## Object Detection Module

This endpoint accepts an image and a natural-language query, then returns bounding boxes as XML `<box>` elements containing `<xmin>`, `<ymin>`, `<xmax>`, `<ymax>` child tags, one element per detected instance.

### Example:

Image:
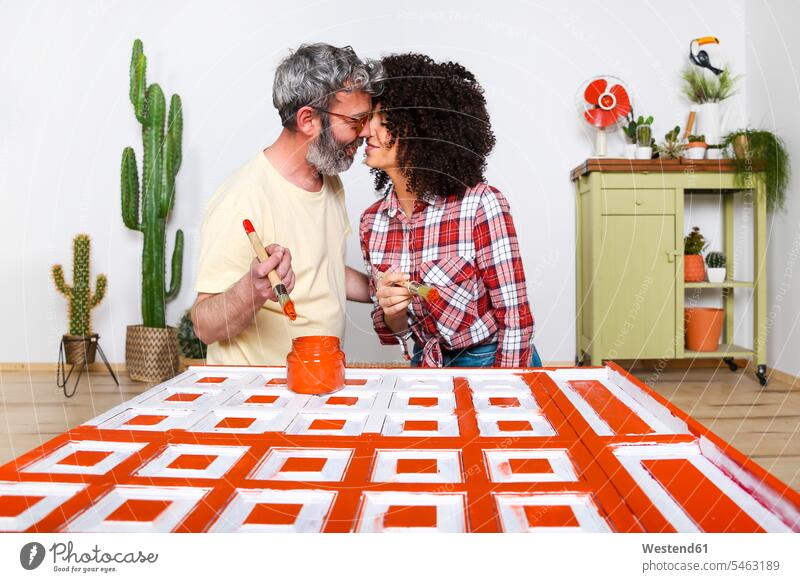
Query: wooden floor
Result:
<box><xmin>0</xmin><ymin>365</ymin><xmax>797</xmax><ymax>491</ymax></box>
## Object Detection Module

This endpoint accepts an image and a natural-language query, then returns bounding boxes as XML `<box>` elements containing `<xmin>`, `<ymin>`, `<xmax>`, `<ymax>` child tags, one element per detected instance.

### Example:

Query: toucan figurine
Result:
<box><xmin>689</xmin><ymin>37</ymin><xmax>724</xmax><ymax>76</ymax></box>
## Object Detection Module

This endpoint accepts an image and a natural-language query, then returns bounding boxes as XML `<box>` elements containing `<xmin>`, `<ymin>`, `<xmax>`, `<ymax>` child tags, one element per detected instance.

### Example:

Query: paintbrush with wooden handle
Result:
<box><xmin>242</xmin><ymin>219</ymin><xmax>297</xmax><ymax>321</ymax></box>
<box><xmin>375</xmin><ymin>270</ymin><xmax>440</xmax><ymax>303</ymax></box>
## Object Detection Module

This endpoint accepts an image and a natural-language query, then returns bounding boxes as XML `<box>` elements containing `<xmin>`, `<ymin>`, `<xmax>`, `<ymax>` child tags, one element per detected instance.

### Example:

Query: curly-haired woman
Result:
<box><xmin>359</xmin><ymin>53</ymin><xmax>541</xmax><ymax>368</ymax></box>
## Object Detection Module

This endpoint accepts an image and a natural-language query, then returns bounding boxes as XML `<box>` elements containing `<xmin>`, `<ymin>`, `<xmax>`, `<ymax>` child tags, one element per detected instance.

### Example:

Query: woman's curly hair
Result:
<box><xmin>372</xmin><ymin>53</ymin><xmax>495</xmax><ymax>197</ymax></box>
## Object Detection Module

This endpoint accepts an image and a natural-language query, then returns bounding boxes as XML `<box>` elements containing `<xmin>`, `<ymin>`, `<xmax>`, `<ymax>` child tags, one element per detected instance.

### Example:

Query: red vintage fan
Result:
<box><xmin>577</xmin><ymin>76</ymin><xmax>632</xmax><ymax>157</ymax></box>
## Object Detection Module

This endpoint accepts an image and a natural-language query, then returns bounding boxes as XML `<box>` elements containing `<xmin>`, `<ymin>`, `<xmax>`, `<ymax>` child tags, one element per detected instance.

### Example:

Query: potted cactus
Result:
<box><xmin>52</xmin><ymin>234</ymin><xmax>107</xmax><ymax>365</ymax></box>
<box><xmin>623</xmin><ymin>113</ymin><xmax>652</xmax><ymax>159</ymax></box>
<box><xmin>706</xmin><ymin>251</ymin><xmax>727</xmax><ymax>283</ymax></box>
<box><xmin>121</xmin><ymin>39</ymin><xmax>184</xmax><ymax>382</ymax></box>
<box><xmin>635</xmin><ymin>121</ymin><xmax>653</xmax><ymax>160</ymax></box>
<box><xmin>684</xmin><ymin>227</ymin><xmax>708</xmax><ymax>282</ymax></box>
<box><xmin>685</xmin><ymin>134</ymin><xmax>707</xmax><ymax>160</ymax></box>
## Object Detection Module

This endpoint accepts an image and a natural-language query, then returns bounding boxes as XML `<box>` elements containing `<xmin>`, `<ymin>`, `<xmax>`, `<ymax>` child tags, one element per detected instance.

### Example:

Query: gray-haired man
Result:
<box><xmin>192</xmin><ymin>44</ymin><xmax>381</xmax><ymax>365</ymax></box>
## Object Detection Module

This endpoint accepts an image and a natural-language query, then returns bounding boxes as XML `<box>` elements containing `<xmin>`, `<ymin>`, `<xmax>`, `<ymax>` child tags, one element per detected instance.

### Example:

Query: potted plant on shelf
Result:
<box><xmin>624</xmin><ymin>113</ymin><xmax>652</xmax><ymax>159</ymax></box>
<box><xmin>705</xmin><ymin>252</ymin><xmax>727</xmax><ymax>283</ymax></box>
<box><xmin>722</xmin><ymin>129</ymin><xmax>790</xmax><ymax>212</ymax></box>
<box><xmin>635</xmin><ymin>120</ymin><xmax>654</xmax><ymax>160</ymax></box>
<box><xmin>680</xmin><ymin>66</ymin><xmax>739</xmax><ymax>149</ymax></box>
<box><xmin>52</xmin><ymin>234</ymin><xmax>107</xmax><ymax>366</ymax></box>
<box><xmin>656</xmin><ymin>125</ymin><xmax>686</xmax><ymax>159</ymax></box>
<box><xmin>178</xmin><ymin>309</ymin><xmax>207</xmax><ymax>370</ymax></box>
<box><xmin>685</xmin><ymin>134</ymin><xmax>707</xmax><ymax>160</ymax></box>
<box><xmin>121</xmin><ymin>39</ymin><xmax>184</xmax><ymax>382</ymax></box>
<box><xmin>684</xmin><ymin>226</ymin><xmax>708</xmax><ymax>282</ymax></box>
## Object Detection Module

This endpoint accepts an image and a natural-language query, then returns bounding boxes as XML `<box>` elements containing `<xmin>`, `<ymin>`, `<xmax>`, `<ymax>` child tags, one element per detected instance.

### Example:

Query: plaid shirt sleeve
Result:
<box><xmin>473</xmin><ymin>187</ymin><xmax>534</xmax><ymax>367</ymax></box>
<box><xmin>359</xmin><ymin>213</ymin><xmax>401</xmax><ymax>346</ymax></box>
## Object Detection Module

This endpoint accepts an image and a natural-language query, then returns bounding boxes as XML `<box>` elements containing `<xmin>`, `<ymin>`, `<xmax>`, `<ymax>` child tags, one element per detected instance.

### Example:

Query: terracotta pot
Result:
<box><xmin>685</xmin><ymin>308</ymin><xmax>724</xmax><ymax>352</ymax></box>
<box><xmin>684</xmin><ymin>255</ymin><xmax>706</xmax><ymax>282</ymax></box>
<box><xmin>125</xmin><ymin>325</ymin><xmax>180</xmax><ymax>382</ymax></box>
<box><xmin>62</xmin><ymin>334</ymin><xmax>98</xmax><ymax>366</ymax></box>
<box><xmin>286</xmin><ymin>335</ymin><xmax>345</xmax><ymax>395</ymax></box>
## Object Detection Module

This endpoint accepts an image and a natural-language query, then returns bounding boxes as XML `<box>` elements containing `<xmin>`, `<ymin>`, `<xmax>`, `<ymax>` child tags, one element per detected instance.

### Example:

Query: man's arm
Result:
<box><xmin>345</xmin><ymin>266</ymin><xmax>371</xmax><ymax>303</ymax></box>
<box><xmin>192</xmin><ymin>244</ymin><xmax>294</xmax><ymax>345</ymax></box>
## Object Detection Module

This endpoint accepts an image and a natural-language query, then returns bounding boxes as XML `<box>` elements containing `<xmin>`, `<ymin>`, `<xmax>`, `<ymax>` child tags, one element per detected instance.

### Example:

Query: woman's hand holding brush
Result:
<box><xmin>376</xmin><ymin>272</ymin><xmax>413</xmax><ymax>333</ymax></box>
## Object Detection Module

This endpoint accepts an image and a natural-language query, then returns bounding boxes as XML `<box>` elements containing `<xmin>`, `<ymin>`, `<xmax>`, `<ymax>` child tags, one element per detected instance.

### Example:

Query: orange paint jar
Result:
<box><xmin>286</xmin><ymin>335</ymin><xmax>346</xmax><ymax>395</ymax></box>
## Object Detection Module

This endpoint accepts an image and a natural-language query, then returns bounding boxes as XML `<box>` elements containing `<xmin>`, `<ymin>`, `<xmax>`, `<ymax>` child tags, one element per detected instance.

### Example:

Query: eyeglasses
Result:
<box><xmin>313</xmin><ymin>107</ymin><xmax>371</xmax><ymax>133</ymax></box>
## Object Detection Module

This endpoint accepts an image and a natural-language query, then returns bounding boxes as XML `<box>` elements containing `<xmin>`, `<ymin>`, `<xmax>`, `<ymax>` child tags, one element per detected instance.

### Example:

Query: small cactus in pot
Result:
<box><xmin>685</xmin><ymin>134</ymin><xmax>707</xmax><ymax>160</ymax></box>
<box><xmin>706</xmin><ymin>251</ymin><xmax>727</xmax><ymax>283</ymax></box>
<box><xmin>51</xmin><ymin>234</ymin><xmax>107</xmax><ymax>365</ymax></box>
<box><xmin>635</xmin><ymin>120</ymin><xmax>654</xmax><ymax>159</ymax></box>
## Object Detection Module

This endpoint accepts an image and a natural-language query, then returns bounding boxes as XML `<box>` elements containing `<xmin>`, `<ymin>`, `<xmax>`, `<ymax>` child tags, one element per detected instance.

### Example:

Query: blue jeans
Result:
<box><xmin>410</xmin><ymin>342</ymin><xmax>542</xmax><ymax>368</ymax></box>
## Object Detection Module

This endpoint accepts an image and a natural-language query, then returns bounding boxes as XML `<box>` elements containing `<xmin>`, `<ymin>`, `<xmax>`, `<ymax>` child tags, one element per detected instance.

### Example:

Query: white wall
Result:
<box><xmin>746</xmin><ymin>0</ymin><xmax>800</xmax><ymax>377</ymax></box>
<box><xmin>0</xmin><ymin>0</ymin><xmax>751</xmax><ymax>365</ymax></box>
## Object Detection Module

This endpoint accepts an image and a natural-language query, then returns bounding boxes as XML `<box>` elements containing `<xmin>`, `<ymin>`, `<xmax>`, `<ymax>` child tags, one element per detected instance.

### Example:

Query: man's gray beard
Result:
<box><xmin>306</xmin><ymin>119</ymin><xmax>362</xmax><ymax>176</ymax></box>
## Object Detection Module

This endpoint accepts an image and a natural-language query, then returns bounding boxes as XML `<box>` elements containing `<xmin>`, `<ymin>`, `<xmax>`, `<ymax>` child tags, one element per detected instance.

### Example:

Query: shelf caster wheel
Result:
<box><xmin>575</xmin><ymin>355</ymin><xmax>585</xmax><ymax>367</ymax></box>
<box><xmin>756</xmin><ymin>365</ymin><xmax>768</xmax><ymax>387</ymax></box>
<box><xmin>723</xmin><ymin>358</ymin><xmax>738</xmax><ymax>372</ymax></box>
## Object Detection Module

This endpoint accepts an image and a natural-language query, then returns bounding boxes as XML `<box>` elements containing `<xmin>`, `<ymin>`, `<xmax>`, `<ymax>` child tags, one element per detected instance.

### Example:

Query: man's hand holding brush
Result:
<box><xmin>246</xmin><ymin>244</ymin><xmax>296</xmax><ymax>305</ymax></box>
<box><xmin>191</xmin><ymin>238</ymin><xmax>296</xmax><ymax>346</ymax></box>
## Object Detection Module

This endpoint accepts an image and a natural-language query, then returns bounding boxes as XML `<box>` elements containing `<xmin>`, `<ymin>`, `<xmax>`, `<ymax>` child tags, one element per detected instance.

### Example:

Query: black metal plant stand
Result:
<box><xmin>56</xmin><ymin>335</ymin><xmax>119</xmax><ymax>398</ymax></box>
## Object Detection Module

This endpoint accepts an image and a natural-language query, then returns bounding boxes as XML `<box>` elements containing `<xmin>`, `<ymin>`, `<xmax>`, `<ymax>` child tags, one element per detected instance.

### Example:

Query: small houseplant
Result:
<box><xmin>680</xmin><ymin>66</ymin><xmax>739</xmax><ymax>147</ymax></box>
<box><xmin>178</xmin><ymin>309</ymin><xmax>207</xmax><ymax>369</ymax></box>
<box><xmin>685</xmin><ymin>134</ymin><xmax>707</xmax><ymax>160</ymax></box>
<box><xmin>635</xmin><ymin>121</ymin><xmax>653</xmax><ymax>160</ymax></box>
<box><xmin>624</xmin><ymin>113</ymin><xmax>652</xmax><ymax>159</ymax></box>
<box><xmin>122</xmin><ymin>39</ymin><xmax>184</xmax><ymax>381</ymax></box>
<box><xmin>706</xmin><ymin>251</ymin><xmax>727</xmax><ymax>283</ymax></box>
<box><xmin>656</xmin><ymin>125</ymin><xmax>686</xmax><ymax>159</ymax></box>
<box><xmin>684</xmin><ymin>226</ymin><xmax>707</xmax><ymax>282</ymax></box>
<box><xmin>722</xmin><ymin>129</ymin><xmax>790</xmax><ymax>212</ymax></box>
<box><xmin>52</xmin><ymin>234</ymin><xmax>107</xmax><ymax>365</ymax></box>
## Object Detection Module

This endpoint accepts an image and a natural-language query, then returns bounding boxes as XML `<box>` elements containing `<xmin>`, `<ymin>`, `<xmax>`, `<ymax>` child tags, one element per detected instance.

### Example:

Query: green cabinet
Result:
<box><xmin>572</xmin><ymin>159</ymin><xmax>768</xmax><ymax>384</ymax></box>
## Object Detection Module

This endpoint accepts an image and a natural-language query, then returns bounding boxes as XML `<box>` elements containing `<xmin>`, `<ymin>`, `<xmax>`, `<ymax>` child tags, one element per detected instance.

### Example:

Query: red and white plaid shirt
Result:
<box><xmin>359</xmin><ymin>183</ymin><xmax>535</xmax><ymax>367</ymax></box>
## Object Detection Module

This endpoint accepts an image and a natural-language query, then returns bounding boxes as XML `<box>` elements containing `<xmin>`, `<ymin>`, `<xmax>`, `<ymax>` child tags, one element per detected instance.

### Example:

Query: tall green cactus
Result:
<box><xmin>52</xmin><ymin>234</ymin><xmax>107</xmax><ymax>336</ymax></box>
<box><xmin>121</xmin><ymin>38</ymin><xmax>184</xmax><ymax>329</ymax></box>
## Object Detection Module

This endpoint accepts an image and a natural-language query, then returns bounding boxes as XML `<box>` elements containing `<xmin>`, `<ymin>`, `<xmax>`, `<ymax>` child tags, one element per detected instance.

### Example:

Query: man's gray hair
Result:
<box><xmin>273</xmin><ymin>43</ymin><xmax>383</xmax><ymax>130</ymax></box>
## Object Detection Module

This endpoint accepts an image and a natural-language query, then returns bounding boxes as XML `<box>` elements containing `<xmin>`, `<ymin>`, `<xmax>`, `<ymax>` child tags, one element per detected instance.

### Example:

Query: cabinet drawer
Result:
<box><xmin>601</xmin><ymin>189</ymin><xmax>675</xmax><ymax>215</ymax></box>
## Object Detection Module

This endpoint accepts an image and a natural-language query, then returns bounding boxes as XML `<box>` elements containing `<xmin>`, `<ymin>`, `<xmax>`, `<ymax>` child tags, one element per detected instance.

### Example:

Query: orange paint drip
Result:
<box><xmin>282</xmin><ymin>300</ymin><xmax>297</xmax><ymax>321</ymax></box>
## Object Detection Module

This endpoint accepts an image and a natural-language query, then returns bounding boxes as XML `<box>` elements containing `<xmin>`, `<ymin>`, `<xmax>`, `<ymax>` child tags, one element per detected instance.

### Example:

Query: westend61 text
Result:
<box><xmin>642</xmin><ymin>543</ymin><xmax>708</xmax><ymax>554</ymax></box>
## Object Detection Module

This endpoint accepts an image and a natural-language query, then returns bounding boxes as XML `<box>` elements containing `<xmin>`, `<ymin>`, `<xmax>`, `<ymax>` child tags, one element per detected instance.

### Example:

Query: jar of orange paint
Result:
<box><xmin>286</xmin><ymin>335</ymin><xmax>346</xmax><ymax>395</ymax></box>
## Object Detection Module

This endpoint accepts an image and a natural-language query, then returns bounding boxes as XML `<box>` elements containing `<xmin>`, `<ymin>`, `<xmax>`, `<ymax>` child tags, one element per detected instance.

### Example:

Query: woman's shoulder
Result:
<box><xmin>460</xmin><ymin>183</ymin><xmax>511</xmax><ymax>213</ymax></box>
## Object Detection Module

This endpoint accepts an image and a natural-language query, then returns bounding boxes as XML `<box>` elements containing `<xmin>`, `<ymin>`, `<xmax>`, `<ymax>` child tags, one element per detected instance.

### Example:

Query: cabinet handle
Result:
<box><xmin>635</xmin><ymin>199</ymin><xmax>643</xmax><ymax>206</ymax></box>
<box><xmin>666</xmin><ymin>250</ymin><xmax>682</xmax><ymax>263</ymax></box>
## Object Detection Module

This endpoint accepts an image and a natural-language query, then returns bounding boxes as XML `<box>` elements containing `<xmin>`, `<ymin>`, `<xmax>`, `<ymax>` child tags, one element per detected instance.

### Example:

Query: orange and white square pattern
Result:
<box><xmin>0</xmin><ymin>366</ymin><xmax>797</xmax><ymax>533</ymax></box>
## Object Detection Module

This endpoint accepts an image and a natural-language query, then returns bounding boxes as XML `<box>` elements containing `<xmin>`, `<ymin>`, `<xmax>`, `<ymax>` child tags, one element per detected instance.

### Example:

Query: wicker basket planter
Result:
<box><xmin>62</xmin><ymin>334</ymin><xmax>98</xmax><ymax>366</ymax></box>
<box><xmin>125</xmin><ymin>325</ymin><xmax>179</xmax><ymax>382</ymax></box>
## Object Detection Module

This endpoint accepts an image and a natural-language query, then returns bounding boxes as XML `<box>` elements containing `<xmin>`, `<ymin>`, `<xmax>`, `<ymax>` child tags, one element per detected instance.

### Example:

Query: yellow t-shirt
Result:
<box><xmin>195</xmin><ymin>151</ymin><xmax>351</xmax><ymax>365</ymax></box>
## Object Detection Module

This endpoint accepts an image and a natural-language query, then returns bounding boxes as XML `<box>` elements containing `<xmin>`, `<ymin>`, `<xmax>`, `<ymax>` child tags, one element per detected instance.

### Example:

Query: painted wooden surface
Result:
<box><xmin>0</xmin><ymin>364</ymin><xmax>797</xmax><ymax>532</ymax></box>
